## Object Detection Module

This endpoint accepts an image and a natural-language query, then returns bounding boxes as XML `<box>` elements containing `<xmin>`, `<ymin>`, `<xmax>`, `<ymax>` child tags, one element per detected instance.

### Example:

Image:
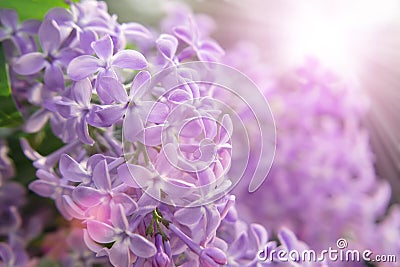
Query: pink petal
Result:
<box><xmin>72</xmin><ymin>186</ymin><xmax>103</xmax><ymax>207</ymax></box>
<box><xmin>87</xmin><ymin>220</ymin><xmax>116</xmax><ymax>243</ymax></box>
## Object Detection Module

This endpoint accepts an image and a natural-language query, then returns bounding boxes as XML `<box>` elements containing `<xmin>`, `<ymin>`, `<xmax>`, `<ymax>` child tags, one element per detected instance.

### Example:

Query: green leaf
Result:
<box><xmin>0</xmin><ymin>44</ymin><xmax>23</xmax><ymax>128</ymax></box>
<box><xmin>0</xmin><ymin>0</ymin><xmax>70</xmax><ymax>21</ymax></box>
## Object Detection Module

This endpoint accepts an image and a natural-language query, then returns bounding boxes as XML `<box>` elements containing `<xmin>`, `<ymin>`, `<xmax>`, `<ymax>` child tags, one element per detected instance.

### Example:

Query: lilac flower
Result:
<box><xmin>86</xmin><ymin>205</ymin><xmax>156</xmax><ymax>267</ymax></box>
<box><xmin>0</xmin><ymin>8</ymin><xmax>40</xmax><ymax>55</ymax></box>
<box><xmin>67</xmin><ymin>34</ymin><xmax>147</xmax><ymax>99</ymax></box>
<box><xmin>52</xmin><ymin>78</ymin><xmax>94</xmax><ymax>144</ymax></box>
<box><xmin>172</xmin><ymin>17</ymin><xmax>224</xmax><ymax>62</ymax></box>
<box><xmin>71</xmin><ymin>159</ymin><xmax>137</xmax><ymax>221</ymax></box>
<box><xmin>13</xmin><ymin>19</ymin><xmax>79</xmax><ymax>91</ymax></box>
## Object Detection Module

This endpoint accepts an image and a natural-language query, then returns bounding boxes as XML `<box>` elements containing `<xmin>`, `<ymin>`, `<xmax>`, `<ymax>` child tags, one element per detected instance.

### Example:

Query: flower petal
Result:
<box><xmin>39</xmin><ymin>19</ymin><xmax>61</xmax><ymax>53</ymax></box>
<box><xmin>109</xmin><ymin>240</ymin><xmax>130</xmax><ymax>267</ymax></box>
<box><xmin>67</xmin><ymin>55</ymin><xmax>101</xmax><ymax>81</ymax></box>
<box><xmin>0</xmin><ymin>9</ymin><xmax>18</xmax><ymax>30</ymax></box>
<box><xmin>88</xmin><ymin>104</ymin><xmax>125</xmax><ymax>127</ymax></box>
<box><xmin>112</xmin><ymin>50</ymin><xmax>147</xmax><ymax>69</ymax></box>
<box><xmin>19</xmin><ymin>19</ymin><xmax>41</xmax><ymax>35</ymax></box>
<box><xmin>29</xmin><ymin>180</ymin><xmax>55</xmax><ymax>198</ymax></box>
<box><xmin>86</xmin><ymin>220</ymin><xmax>115</xmax><ymax>243</ymax></box>
<box><xmin>130</xmin><ymin>70</ymin><xmax>151</xmax><ymax>99</ymax></box>
<box><xmin>59</xmin><ymin>154</ymin><xmax>89</xmax><ymax>182</ymax></box>
<box><xmin>92</xmin><ymin>35</ymin><xmax>113</xmax><ymax>62</ymax></box>
<box><xmin>98</xmin><ymin>76</ymin><xmax>128</xmax><ymax>103</ymax></box>
<box><xmin>92</xmin><ymin>160</ymin><xmax>111</xmax><ymax>191</ymax></box>
<box><xmin>156</xmin><ymin>34</ymin><xmax>178</xmax><ymax>59</ymax></box>
<box><xmin>13</xmin><ymin>52</ymin><xmax>46</xmax><ymax>75</ymax></box>
<box><xmin>110</xmin><ymin>204</ymin><xmax>128</xmax><ymax>231</ymax></box>
<box><xmin>72</xmin><ymin>186</ymin><xmax>103</xmax><ymax>207</ymax></box>
<box><xmin>23</xmin><ymin>109</ymin><xmax>49</xmax><ymax>133</ymax></box>
<box><xmin>72</xmin><ymin>78</ymin><xmax>92</xmax><ymax>107</ymax></box>
<box><xmin>44</xmin><ymin>64</ymin><xmax>64</xmax><ymax>91</ymax></box>
<box><xmin>129</xmin><ymin>234</ymin><xmax>157</xmax><ymax>258</ymax></box>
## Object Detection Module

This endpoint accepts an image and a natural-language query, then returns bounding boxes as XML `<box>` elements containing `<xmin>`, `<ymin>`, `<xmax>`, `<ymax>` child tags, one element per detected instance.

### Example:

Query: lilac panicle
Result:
<box><xmin>1</xmin><ymin>1</ymin><xmax>324</xmax><ymax>267</ymax></box>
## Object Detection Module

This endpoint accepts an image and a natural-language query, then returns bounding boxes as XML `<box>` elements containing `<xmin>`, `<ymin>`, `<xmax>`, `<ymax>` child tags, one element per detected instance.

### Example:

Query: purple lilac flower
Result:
<box><xmin>0</xmin><ymin>8</ymin><xmax>40</xmax><ymax>56</ymax></box>
<box><xmin>1</xmin><ymin>1</ymin><xmax>317</xmax><ymax>266</ymax></box>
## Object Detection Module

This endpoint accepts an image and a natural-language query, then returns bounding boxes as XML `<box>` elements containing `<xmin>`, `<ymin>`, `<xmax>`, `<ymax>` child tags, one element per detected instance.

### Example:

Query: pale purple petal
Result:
<box><xmin>174</xmin><ymin>207</ymin><xmax>203</xmax><ymax>226</ymax></box>
<box><xmin>156</xmin><ymin>34</ymin><xmax>178</xmax><ymax>59</ymax></box>
<box><xmin>0</xmin><ymin>9</ymin><xmax>18</xmax><ymax>30</ymax></box>
<box><xmin>122</xmin><ymin>22</ymin><xmax>152</xmax><ymax>40</ymax></box>
<box><xmin>140</xmin><ymin>125</ymin><xmax>163</xmax><ymax>146</ymax></box>
<box><xmin>87</xmin><ymin>220</ymin><xmax>115</xmax><ymax>243</ymax></box>
<box><xmin>173</xmin><ymin>26</ymin><xmax>193</xmax><ymax>45</ymax></box>
<box><xmin>110</xmin><ymin>204</ymin><xmax>128</xmax><ymax>230</ymax></box>
<box><xmin>44</xmin><ymin>7</ymin><xmax>73</xmax><ymax>25</ymax></box>
<box><xmin>23</xmin><ymin>109</ymin><xmax>50</xmax><ymax>133</ymax></box>
<box><xmin>140</xmin><ymin>101</ymin><xmax>169</xmax><ymax>124</ymax></box>
<box><xmin>98</xmin><ymin>77</ymin><xmax>128</xmax><ymax>103</ymax></box>
<box><xmin>111</xmin><ymin>50</ymin><xmax>147</xmax><ymax>69</ymax></box>
<box><xmin>13</xmin><ymin>52</ymin><xmax>46</xmax><ymax>75</ymax></box>
<box><xmin>62</xmin><ymin>195</ymin><xmax>85</xmax><ymax>219</ymax></box>
<box><xmin>93</xmin><ymin>160</ymin><xmax>111</xmax><ymax>191</ymax></box>
<box><xmin>123</xmin><ymin>108</ymin><xmax>143</xmax><ymax>142</ymax></box>
<box><xmin>72</xmin><ymin>186</ymin><xmax>103</xmax><ymax>207</ymax></box>
<box><xmin>67</xmin><ymin>55</ymin><xmax>101</xmax><ymax>80</ymax></box>
<box><xmin>109</xmin><ymin>240</ymin><xmax>130</xmax><ymax>267</ymax></box>
<box><xmin>39</xmin><ymin>19</ymin><xmax>61</xmax><ymax>53</ymax></box>
<box><xmin>112</xmin><ymin>193</ymin><xmax>138</xmax><ymax>215</ymax></box>
<box><xmin>92</xmin><ymin>35</ymin><xmax>113</xmax><ymax>62</ymax></box>
<box><xmin>29</xmin><ymin>180</ymin><xmax>55</xmax><ymax>198</ymax></box>
<box><xmin>125</xmin><ymin>164</ymin><xmax>154</xmax><ymax>187</ymax></box>
<box><xmin>88</xmin><ymin>105</ymin><xmax>125</xmax><ymax>127</ymax></box>
<box><xmin>83</xmin><ymin>229</ymin><xmax>103</xmax><ymax>253</ymax></box>
<box><xmin>59</xmin><ymin>154</ymin><xmax>89</xmax><ymax>182</ymax></box>
<box><xmin>44</xmin><ymin>64</ymin><xmax>64</xmax><ymax>91</ymax></box>
<box><xmin>129</xmin><ymin>234</ymin><xmax>157</xmax><ymax>258</ymax></box>
<box><xmin>76</xmin><ymin>117</ymin><xmax>94</xmax><ymax>145</ymax></box>
<box><xmin>72</xmin><ymin>78</ymin><xmax>92</xmax><ymax>107</ymax></box>
<box><xmin>117</xmin><ymin>164</ymin><xmax>140</xmax><ymax>188</ymax></box>
<box><xmin>19</xmin><ymin>19</ymin><xmax>41</xmax><ymax>34</ymax></box>
<box><xmin>130</xmin><ymin>70</ymin><xmax>151</xmax><ymax>99</ymax></box>
<box><xmin>79</xmin><ymin>29</ymin><xmax>96</xmax><ymax>54</ymax></box>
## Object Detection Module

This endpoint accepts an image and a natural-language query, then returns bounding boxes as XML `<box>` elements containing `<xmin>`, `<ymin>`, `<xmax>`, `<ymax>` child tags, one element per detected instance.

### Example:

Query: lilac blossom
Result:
<box><xmin>0</xmin><ymin>1</ymin><xmax>363</xmax><ymax>267</ymax></box>
<box><xmin>67</xmin><ymin>34</ymin><xmax>147</xmax><ymax>98</ymax></box>
<box><xmin>0</xmin><ymin>8</ymin><xmax>40</xmax><ymax>56</ymax></box>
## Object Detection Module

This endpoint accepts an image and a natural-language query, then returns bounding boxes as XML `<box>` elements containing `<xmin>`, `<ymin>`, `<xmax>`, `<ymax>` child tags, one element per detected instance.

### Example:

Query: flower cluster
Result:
<box><xmin>226</xmin><ymin>44</ymin><xmax>400</xmax><ymax>266</ymax></box>
<box><xmin>0</xmin><ymin>1</ymin><xmax>301</xmax><ymax>266</ymax></box>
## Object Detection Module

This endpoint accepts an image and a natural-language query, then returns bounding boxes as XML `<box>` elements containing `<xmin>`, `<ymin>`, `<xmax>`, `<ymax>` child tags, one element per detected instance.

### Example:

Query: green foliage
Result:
<box><xmin>0</xmin><ymin>0</ymin><xmax>70</xmax><ymax>20</ymax></box>
<box><xmin>0</xmin><ymin>44</ymin><xmax>23</xmax><ymax>127</ymax></box>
